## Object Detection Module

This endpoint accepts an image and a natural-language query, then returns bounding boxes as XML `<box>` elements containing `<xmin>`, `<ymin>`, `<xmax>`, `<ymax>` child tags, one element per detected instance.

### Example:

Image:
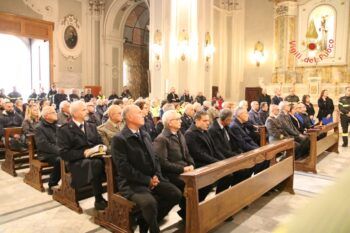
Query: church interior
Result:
<box><xmin>0</xmin><ymin>0</ymin><xmax>350</xmax><ymax>232</ymax></box>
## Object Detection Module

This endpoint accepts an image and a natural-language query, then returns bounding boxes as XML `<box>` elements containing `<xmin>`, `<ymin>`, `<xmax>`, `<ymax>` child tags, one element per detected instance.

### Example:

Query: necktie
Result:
<box><xmin>79</xmin><ymin>124</ymin><xmax>85</xmax><ymax>133</ymax></box>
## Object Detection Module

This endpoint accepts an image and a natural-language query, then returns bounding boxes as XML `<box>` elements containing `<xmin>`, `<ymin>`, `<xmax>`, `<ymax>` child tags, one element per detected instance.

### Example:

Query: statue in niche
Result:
<box><xmin>319</xmin><ymin>15</ymin><xmax>328</xmax><ymax>51</ymax></box>
<box><xmin>64</xmin><ymin>26</ymin><xmax>78</xmax><ymax>49</ymax></box>
<box><xmin>302</xmin><ymin>5</ymin><xmax>336</xmax><ymax>57</ymax></box>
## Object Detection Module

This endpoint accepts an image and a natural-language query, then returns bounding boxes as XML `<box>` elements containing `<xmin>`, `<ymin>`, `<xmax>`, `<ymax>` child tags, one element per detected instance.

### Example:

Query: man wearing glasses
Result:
<box><xmin>35</xmin><ymin>106</ymin><xmax>61</xmax><ymax>195</ymax></box>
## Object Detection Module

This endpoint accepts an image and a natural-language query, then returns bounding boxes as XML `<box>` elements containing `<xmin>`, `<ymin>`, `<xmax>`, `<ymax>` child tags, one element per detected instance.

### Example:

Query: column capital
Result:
<box><xmin>274</xmin><ymin>1</ymin><xmax>298</xmax><ymax>17</ymax></box>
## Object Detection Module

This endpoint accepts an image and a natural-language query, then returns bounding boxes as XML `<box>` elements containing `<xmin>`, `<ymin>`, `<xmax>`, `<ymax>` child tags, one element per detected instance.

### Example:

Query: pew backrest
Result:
<box><xmin>181</xmin><ymin>139</ymin><xmax>295</xmax><ymax>233</ymax></box>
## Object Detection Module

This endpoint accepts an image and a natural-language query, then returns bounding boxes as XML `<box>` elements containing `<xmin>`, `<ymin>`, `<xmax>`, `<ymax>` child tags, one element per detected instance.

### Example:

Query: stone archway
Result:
<box><xmin>101</xmin><ymin>0</ymin><xmax>149</xmax><ymax>97</ymax></box>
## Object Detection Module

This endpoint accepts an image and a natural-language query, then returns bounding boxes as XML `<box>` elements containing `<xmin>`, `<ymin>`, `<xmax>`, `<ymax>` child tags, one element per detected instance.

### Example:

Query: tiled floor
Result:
<box><xmin>0</xmin><ymin>145</ymin><xmax>349</xmax><ymax>233</ymax></box>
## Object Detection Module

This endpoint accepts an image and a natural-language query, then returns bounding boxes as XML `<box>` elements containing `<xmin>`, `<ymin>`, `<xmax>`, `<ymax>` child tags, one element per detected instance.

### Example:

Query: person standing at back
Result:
<box><xmin>317</xmin><ymin>89</ymin><xmax>334</xmax><ymax>124</ymax></box>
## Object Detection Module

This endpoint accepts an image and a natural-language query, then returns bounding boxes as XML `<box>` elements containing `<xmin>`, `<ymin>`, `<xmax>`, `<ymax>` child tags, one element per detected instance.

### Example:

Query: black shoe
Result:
<box><xmin>177</xmin><ymin>209</ymin><xmax>186</xmax><ymax>221</ymax></box>
<box><xmin>342</xmin><ymin>143</ymin><xmax>348</xmax><ymax>147</ymax></box>
<box><xmin>224</xmin><ymin>216</ymin><xmax>234</xmax><ymax>222</ymax></box>
<box><xmin>94</xmin><ymin>198</ymin><xmax>107</xmax><ymax>211</ymax></box>
<box><xmin>47</xmin><ymin>186</ymin><xmax>53</xmax><ymax>195</ymax></box>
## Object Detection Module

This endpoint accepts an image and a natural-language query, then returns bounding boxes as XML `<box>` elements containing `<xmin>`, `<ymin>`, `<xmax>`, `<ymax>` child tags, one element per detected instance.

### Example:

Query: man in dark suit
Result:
<box><xmin>166</xmin><ymin>87</ymin><xmax>180</xmax><ymax>103</ymax></box>
<box><xmin>259</xmin><ymin>102</ymin><xmax>269</xmax><ymax>125</ymax></box>
<box><xmin>209</xmin><ymin>109</ymin><xmax>253</xmax><ymax>188</ymax></box>
<box><xmin>208</xmin><ymin>109</ymin><xmax>242</xmax><ymax>158</ymax></box>
<box><xmin>111</xmin><ymin>105</ymin><xmax>181</xmax><ymax>233</ymax></box>
<box><xmin>180</xmin><ymin>103</ymin><xmax>194</xmax><ymax>134</ymax></box>
<box><xmin>153</xmin><ymin>110</ymin><xmax>194</xmax><ymax>220</ymax></box>
<box><xmin>230</xmin><ymin>107</ymin><xmax>269</xmax><ymax>174</ymax></box>
<box><xmin>57</xmin><ymin>101</ymin><xmax>107</xmax><ymax>210</ymax></box>
<box><xmin>54</xmin><ymin>88</ymin><xmax>68</xmax><ymax>111</ymax></box>
<box><xmin>248</xmin><ymin>101</ymin><xmax>263</xmax><ymax>126</ymax></box>
<box><xmin>284</xmin><ymin>87</ymin><xmax>300</xmax><ymax>104</ymax></box>
<box><xmin>35</xmin><ymin>106</ymin><xmax>61</xmax><ymax>194</ymax></box>
<box><xmin>271</xmin><ymin>88</ymin><xmax>283</xmax><ymax>105</ymax></box>
<box><xmin>277</xmin><ymin>101</ymin><xmax>309</xmax><ymax>159</ymax></box>
<box><xmin>180</xmin><ymin>89</ymin><xmax>193</xmax><ymax>103</ymax></box>
<box><xmin>185</xmin><ymin>110</ymin><xmax>233</xmax><ymax>200</ymax></box>
<box><xmin>258</xmin><ymin>89</ymin><xmax>271</xmax><ymax>106</ymax></box>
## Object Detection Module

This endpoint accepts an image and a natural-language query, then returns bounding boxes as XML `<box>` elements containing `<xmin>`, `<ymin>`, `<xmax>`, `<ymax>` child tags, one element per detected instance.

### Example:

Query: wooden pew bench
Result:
<box><xmin>23</xmin><ymin>135</ymin><xmax>53</xmax><ymax>192</ymax></box>
<box><xmin>258</xmin><ymin>125</ymin><xmax>267</xmax><ymax>146</ymax></box>
<box><xmin>295</xmin><ymin>122</ymin><xmax>339</xmax><ymax>174</ymax></box>
<box><xmin>1</xmin><ymin>127</ymin><xmax>29</xmax><ymax>176</ymax></box>
<box><xmin>181</xmin><ymin>139</ymin><xmax>295</xmax><ymax>233</ymax></box>
<box><xmin>94</xmin><ymin>156</ymin><xmax>137</xmax><ymax>233</ymax></box>
<box><xmin>52</xmin><ymin>160</ymin><xmax>107</xmax><ymax>214</ymax></box>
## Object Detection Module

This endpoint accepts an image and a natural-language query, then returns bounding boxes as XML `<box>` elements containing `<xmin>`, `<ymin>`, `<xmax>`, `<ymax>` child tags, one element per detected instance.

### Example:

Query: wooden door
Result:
<box><xmin>245</xmin><ymin>87</ymin><xmax>262</xmax><ymax>110</ymax></box>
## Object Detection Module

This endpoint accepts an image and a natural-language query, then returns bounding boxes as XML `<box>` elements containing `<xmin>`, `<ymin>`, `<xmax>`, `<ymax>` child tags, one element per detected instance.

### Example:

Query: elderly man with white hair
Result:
<box><xmin>277</xmin><ymin>101</ymin><xmax>310</xmax><ymax>159</ymax></box>
<box><xmin>111</xmin><ymin>105</ymin><xmax>181</xmax><ymax>233</ymax></box>
<box><xmin>35</xmin><ymin>106</ymin><xmax>61</xmax><ymax>194</ymax></box>
<box><xmin>57</xmin><ymin>100</ymin><xmax>70</xmax><ymax>126</ymax></box>
<box><xmin>180</xmin><ymin>103</ymin><xmax>194</xmax><ymax>134</ymax></box>
<box><xmin>97</xmin><ymin>105</ymin><xmax>123</xmax><ymax>152</ymax></box>
<box><xmin>153</xmin><ymin>110</ymin><xmax>194</xmax><ymax>220</ymax></box>
<box><xmin>57</xmin><ymin>101</ymin><xmax>107</xmax><ymax>210</ymax></box>
<box><xmin>248</xmin><ymin>101</ymin><xmax>263</xmax><ymax>126</ymax></box>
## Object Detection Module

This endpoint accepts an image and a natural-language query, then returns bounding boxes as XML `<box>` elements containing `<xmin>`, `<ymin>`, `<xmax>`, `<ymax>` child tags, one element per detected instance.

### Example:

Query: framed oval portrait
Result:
<box><xmin>58</xmin><ymin>14</ymin><xmax>82</xmax><ymax>59</ymax></box>
<box><xmin>64</xmin><ymin>26</ymin><xmax>78</xmax><ymax>49</ymax></box>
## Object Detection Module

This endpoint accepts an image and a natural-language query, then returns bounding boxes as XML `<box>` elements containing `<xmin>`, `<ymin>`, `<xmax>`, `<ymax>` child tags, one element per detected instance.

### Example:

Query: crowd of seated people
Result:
<box><xmin>2</xmin><ymin>84</ymin><xmax>341</xmax><ymax>233</ymax></box>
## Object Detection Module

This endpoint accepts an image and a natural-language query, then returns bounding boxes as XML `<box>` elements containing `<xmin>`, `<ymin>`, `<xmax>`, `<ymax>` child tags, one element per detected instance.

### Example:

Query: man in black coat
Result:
<box><xmin>258</xmin><ymin>89</ymin><xmax>271</xmax><ymax>106</ymax></box>
<box><xmin>57</xmin><ymin>101</ymin><xmax>107</xmax><ymax>210</ymax></box>
<box><xmin>180</xmin><ymin>89</ymin><xmax>193</xmax><ymax>103</ymax></box>
<box><xmin>0</xmin><ymin>100</ymin><xmax>23</xmax><ymax>139</ymax></box>
<box><xmin>166</xmin><ymin>87</ymin><xmax>180</xmax><ymax>103</ymax></box>
<box><xmin>180</xmin><ymin>103</ymin><xmax>194</xmax><ymax>134</ymax></box>
<box><xmin>35</xmin><ymin>106</ymin><xmax>61</xmax><ymax>194</ymax></box>
<box><xmin>48</xmin><ymin>84</ymin><xmax>57</xmax><ymax>102</ymax></box>
<box><xmin>185</xmin><ymin>110</ymin><xmax>233</xmax><ymax>200</ymax></box>
<box><xmin>54</xmin><ymin>88</ymin><xmax>68</xmax><ymax>111</ymax></box>
<box><xmin>230</xmin><ymin>107</ymin><xmax>269</xmax><ymax>174</ymax></box>
<box><xmin>8</xmin><ymin>86</ymin><xmax>22</xmax><ymax>103</ymax></box>
<box><xmin>69</xmin><ymin>89</ymin><xmax>80</xmax><ymax>102</ymax></box>
<box><xmin>271</xmin><ymin>88</ymin><xmax>283</xmax><ymax>105</ymax></box>
<box><xmin>153</xmin><ymin>110</ymin><xmax>194</xmax><ymax>220</ymax></box>
<box><xmin>111</xmin><ymin>105</ymin><xmax>181</xmax><ymax>233</ymax></box>
<box><xmin>209</xmin><ymin>109</ymin><xmax>252</xmax><ymax>188</ymax></box>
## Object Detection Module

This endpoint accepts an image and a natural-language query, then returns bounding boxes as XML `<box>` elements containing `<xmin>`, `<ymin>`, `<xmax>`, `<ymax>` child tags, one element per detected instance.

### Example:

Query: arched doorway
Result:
<box><xmin>102</xmin><ymin>0</ymin><xmax>150</xmax><ymax>98</ymax></box>
<box><xmin>123</xmin><ymin>2</ymin><xmax>149</xmax><ymax>98</ymax></box>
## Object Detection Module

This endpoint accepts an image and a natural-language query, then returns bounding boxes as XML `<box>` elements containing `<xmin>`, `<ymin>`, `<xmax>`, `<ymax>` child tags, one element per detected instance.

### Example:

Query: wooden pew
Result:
<box><xmin>23</xmin><ymin>135</ymin><xmax>53</xmax><ymax>192</ymax></box>
<box><xmin>295</xmin><ymin>122</ymin><xmax>339</xmax><ymax>174</ymax></box>
<box><xmin>181</xmin><ymin>139</ymin><xmax>295</xmax><ymax>233</ymax></box>
<box><xmin>1</xmin><ymin>127</ymin><xmax>29</xmax><ymax>176</ymax></box>
<box><xmin>94</xmin><ymin>156</ymin><xmax>137</xmax><ymax>233</ymax></box>
<box><xmin>258</xmin><ymin>125</ymin><xmax>267</xmax><ymax>146</ymax></box>
<box><xmin>53</xmin><ymin>160</ymin><xmax>107</xmax><ymax>214</ymax></box>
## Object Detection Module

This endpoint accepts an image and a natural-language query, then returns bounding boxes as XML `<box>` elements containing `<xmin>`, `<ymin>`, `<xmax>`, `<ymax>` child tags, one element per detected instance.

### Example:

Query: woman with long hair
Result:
<box><xmin>302</xmin><ymin>94</ymin><xmax>315</xmax><ymax>121</ymax></box>
<box><xmin>22</xmin><ymin>104</ymin><xmax>40</xmax><ymax>135</ymax></box>
<box><xmin>317</xmin><ymin>89</ymin><xmax>334</xmax><ymax>124</ymax></box>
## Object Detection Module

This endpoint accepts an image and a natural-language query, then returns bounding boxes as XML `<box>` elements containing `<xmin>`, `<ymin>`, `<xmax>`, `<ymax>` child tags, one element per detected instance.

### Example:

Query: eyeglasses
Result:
<box><xmin>170</xmin><ymin>118</ymin><xmax>181</xmax><ymax>121</ymax></box>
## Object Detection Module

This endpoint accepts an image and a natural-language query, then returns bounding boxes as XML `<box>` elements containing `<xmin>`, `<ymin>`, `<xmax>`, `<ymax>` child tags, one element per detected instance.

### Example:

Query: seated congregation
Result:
<box><xmin>0</xmin><ymin>85</ymin><xmax>348</xmax><ymax>233</ymax></box>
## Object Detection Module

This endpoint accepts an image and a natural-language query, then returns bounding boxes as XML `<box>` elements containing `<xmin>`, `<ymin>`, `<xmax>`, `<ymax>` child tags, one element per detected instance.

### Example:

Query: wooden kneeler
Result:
<box><xmin>1</xmin><ymin>127</ymin><xmax>29</xmax><ymax>176</ymax></box>
<box><xmin>23</xmin><ymin>135</ymin><xmax>53</xmax><ymax>192</ymax></box>
<box><xmin>95</xmin><ymin>156</ymin><xmax>137</xmax><ymax>233</ymax></box>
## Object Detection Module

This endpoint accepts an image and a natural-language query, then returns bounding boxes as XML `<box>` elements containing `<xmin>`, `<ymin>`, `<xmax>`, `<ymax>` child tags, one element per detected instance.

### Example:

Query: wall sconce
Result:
<box><xmin>152</xmin><ymin>29</ymin><xmax>162</xmax><ymax>61</ymax></box>
<box><xmin>251</xmin><ymin>41</ymin><xmax>265</xmax><ymax>67</ymax></box>
<box><xmin>204</xmin><ymin>32</ymin><xmax>215</xmax><ymax>62</ymax></box>
<box><xmin>178</xmin><ymin>29</ymin><xmax>189</xmax><ymax>61</ymax></box>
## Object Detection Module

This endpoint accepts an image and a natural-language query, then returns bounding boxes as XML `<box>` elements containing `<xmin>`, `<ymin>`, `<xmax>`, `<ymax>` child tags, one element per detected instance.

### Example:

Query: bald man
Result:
<box><xmin>57</xmin><ymin>101</ymin><xmax>107</xmax><ymax>210</ymax></box>
<box><xmin>97</xmin><ymin>105</ymin><xmax>124</xmax><ymax>152</ymax></box>
<box><xmin>111</xmin><ymin>105</ymin><xmax>181</xmax><ymax>233</ymax></box>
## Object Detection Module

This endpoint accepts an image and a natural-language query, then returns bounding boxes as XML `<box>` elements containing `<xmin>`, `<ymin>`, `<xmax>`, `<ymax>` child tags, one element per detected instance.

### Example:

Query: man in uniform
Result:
<box><xmin>339</xmin><ymin>87</ymin><xmax>350</xmax><ymax>147</ymax></box>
